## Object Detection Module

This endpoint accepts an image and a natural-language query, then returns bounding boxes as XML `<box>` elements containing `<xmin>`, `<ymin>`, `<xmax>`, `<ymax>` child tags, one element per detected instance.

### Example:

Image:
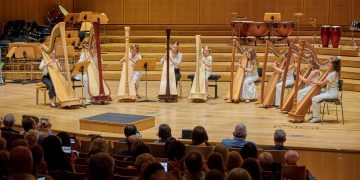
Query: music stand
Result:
<box><xmin>264</xmin><ymin>13</ymin><xmax>281</xmax><ymax>41</ymax></box>
<box><xmin>64</xmin><ymin>13</ymin><xmax>80</xmax><ymax>25</ymax></box>
<box><xmin>135</xmin><ymin>58</ymin><xmax>157</xmax><ymax>102</ymax></box>
<box><xmin>71</xmin><ymin>60</ymin><xmax>91</xmax><ymax>107</ymax></box>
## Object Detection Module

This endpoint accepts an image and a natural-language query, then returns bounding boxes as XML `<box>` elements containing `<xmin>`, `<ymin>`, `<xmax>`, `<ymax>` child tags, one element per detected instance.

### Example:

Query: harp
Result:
<box><xmin>226</xmin><ymin>38</ymin><xmax>248</xmax><ymax>102</ymax></box>
<box><xmin>40</xmin><ymin>22</ymin><xmax>80</xmax><ymax>107</ymax></box>
<box><xmin>87</xmin><ymin>21</ymin><xmax>112</xmax><ymax>104</ymax></box>
<box><xmin>118</xmin><ymin>26</ymin><xmax>136</xmax><ymax>102</ymax></box>
<box><xmin>189</xmin><ymin>35</ymin><xmax>207</xmax><ymax>102</ymax></box>
<box><xmin>258</xmin><ymin>40</ymin><xmax>288</xmax><ymax>107</ymax></box>
<box><xmin>158</xmin><ymin>28</ymin><xmax>178</xmax><ymax>102</ymax></box>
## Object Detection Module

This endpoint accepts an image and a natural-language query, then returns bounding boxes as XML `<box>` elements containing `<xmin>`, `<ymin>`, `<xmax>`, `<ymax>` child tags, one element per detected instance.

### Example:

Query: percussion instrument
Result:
<box><xmin>320</xmin><ymin>25</ymin><xmax>331</xmax><ymax>47</ymax></box>
<box><xmin>274</xmin><ymin>21</ymin><xmax>295</xmax><ymax>37</ymax></box>
<box><xmin>330</xmin><ymin>26</ymin><xmax>341</xmax><ymax>48</ymax></box>
<box><xmin>249</xmin><ymin>22</ymin><xmax>269</xmax><ymax>37</ymax></box>
<box><xmin>231</xmin><ymin>20</ymin><xmax>253</xmax><ymax>37</ymax></box>
<box><xmin>47</xmin><ymin>5</ymin><xmax>69</xmax><ymax>25</ymax></box>
<box><xmin>350</xmin><ymin>21</ymin><xmax>360</xmax><ymax>31</ymax></box>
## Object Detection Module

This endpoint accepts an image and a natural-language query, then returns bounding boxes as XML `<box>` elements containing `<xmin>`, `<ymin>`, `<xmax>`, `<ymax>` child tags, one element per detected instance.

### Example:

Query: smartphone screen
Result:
<box><xmin>62</xmin><ymin>146</ymin><xmax>72</xmax><ymax>154</ymax></box>
<box><xmin>136</xmin><ymin>132</ymin><xmax>140</xmax><ymax>140</ymax></box>
<box><xmin>70</xmin><ymin>138</ymin><xmax>75</xmax><ymax>144</ymax></box>
<box><xmin>37</xmin><ymin>176</ymin><xmax>46</xmax><ymax>180</ymax></box>
<box><xmin>160</xmin><ymin>162</ymin><xmax>168</xmax><ymax>172</ymax></box>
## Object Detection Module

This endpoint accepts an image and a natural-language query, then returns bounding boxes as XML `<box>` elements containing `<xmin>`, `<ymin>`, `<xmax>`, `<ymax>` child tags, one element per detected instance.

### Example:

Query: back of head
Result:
<box><xmin>207</xmin><ymin>152</ymin><xmax>225</xmax><ymax>174</ymax></box>
<box><xmin>89</xmin><ymin>137</ymin><xmax>108</xmax><ymax>156</ymax></box>
<box><xmin>184</xmin><ymin>150</ymin><xmax>203</xmax><ymax>174</ymax></box>
<box><xmin>88</xmin><ymin>152</ymin><xmax>114</xmax><ymax>180</ymax></box>
<box><xmin>0</xmin><ymin>137</ymin><xmax>6</xmax><ymax>150</ymax></box>
<box><xmin>284</xmin><ymin>150</ymin><xmax>299</xmax><ymax>165</ymax></box>
<box><xmin>42</xmin><ymin>135</ymin><xmax>65</xmax><ymax>170</ymax></box>
<box><xmin>241</xmin><ymin>158</ymin><xmax>261</xmax><ymax>180</ymax></box>
<box><xmin>225</xmin><ymin>168</ymin><xmax>251</xmax><ymax>180</ymax></box>
<box><xmin>158</xmin><ymin>124</ymin><xmax>172</xmax><ymax>141</ymax></box>
<box><xmin>150</xmin><ymin>171</ymin><xmax>176</xmax><ymax>180</ymax></box>
<box><xmin>22</xmin><ymin>115</ymin><xmax>34</xmax><ymax>132</ymax></box>
<box><xmin>131</xmin><ymin>140</ymin><xmax>150</xmax><ymax>158</ymax></box>
<box><xmin>142</xmin><ymin>162</ymin><xmax>164</xmax><ymax>180</ymax></box>
<box><xmin>214</xmin><ymin>144</ymin><xmax>229</xmax><ymax>164</ymax></box>
<box><xmin>259</xmin><ymin>152</ymin><xmax>273</xmax><ymax>170</ymax></box>
<box><xmin>226</xmin><ymin>151</ymin><xmax>243</xmax><ymax>172</ymax></box>
<box><xmin>30</xmin><ymin>145</ymin><xmax>44</xmax><ymax>168</ymax></box>
<box><xmin>0</xmin><ymin>150</ymin><xmax>10</xmax><ymax>176</ymax></box>
<box><xmin>233</xmin><ymin>124</ymin><xmax>247</xmax><ymax>138</ymax></box>
<box><xmin>24</xmin><ymin>130</ymin><xmax>39</xmax><ymax>147</ymax></box>
<box><xmin>274</xmin><ymin>129</ymin><xmax>286</xmax><ymax>143</ymax></box>
<box><xmin>3</xmin><ymin>114</ymin><xmax>15</xmax><ymax>128</ymax></box>
<box><xmin>124</xmin><ymin>124</ymin><xmax>137</xmax><ymax>137</ymax></box>
<box><xmin>166</xmin><ymin>139</ymin><xmax>185</xmax><ymax>161</ymax></box>
<box><xmin>240</xmin><ymin>142</ymin><xmax>257</xmax><ymax>160</ymax></box>
<box><xmin>135</xmin><ymin>153</ymin><xmax>155</xmax><ymax>171</ymax></box>
<box><xmin>191</xmin><ymin>126</ymin><xmax>208</xmax><ymax>145</ymax></box>
<box><xmin>11</xmin><ymin>139</ymin><xmax>29</xmax><ymax>149</ymax></box>
<box><xmin>10</xmin><ymin>146</ymin><xmax>33</xmax><ymax>174</ymax></box>
<box><xmin>205</xmin><ymin>169</ymin><xmax>224</xmax><ymax>180</ymax></box>
<box><xmin>56</xmin><ymin>131</ymin><xmax>71</xmax><ymax>147</ymax></box>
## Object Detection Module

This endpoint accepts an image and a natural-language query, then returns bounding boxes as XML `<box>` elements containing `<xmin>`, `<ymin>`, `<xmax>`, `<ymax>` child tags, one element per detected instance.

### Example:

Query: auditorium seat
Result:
<box><xmin>1</xmin><ymin>131</ymin><xmax>24</xmax><ymax>150</ymax></box>
<box><xmin>148</xmin><ymin>143</ymin><xmax>167</xmax><ymax>158</ymax></box>
<box><xmin>185</xmin><ymin>145</ymin><xmax>214</xmax><ymax>159</ymax></box>
<box><xmin>74</xmin><ymin>164</ymin><xmax>88</xmax><ymax>174</ymax></box>
<box><xmin>258</xmin><ymin>150</ymin><xmax>286</xmax><ymax>165</ymax></box>
<box><xmin>282</xmin><ymin>165</ymin><xmax>306</xmax><ymax>180</ymax></box>
<box><xmin>112</xmin><ymin>141</ymin><xmax>128</xmax><ymax>154</ymax></box>
<box><xmin>115</xmin><ymin>159</ymin><xmax>134</xmax><ymax>168</ymax></box>
<box><xmin>114</xmin><ymin>166</ymin><xmax>139</xmax><ymax>176</ymax></box>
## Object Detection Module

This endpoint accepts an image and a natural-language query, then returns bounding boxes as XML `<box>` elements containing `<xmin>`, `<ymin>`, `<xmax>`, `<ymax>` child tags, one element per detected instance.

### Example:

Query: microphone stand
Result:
<box><xmin>139</xmin><ymin>62</ymin><xmax>156</xmax><ymax>102</ymax></box>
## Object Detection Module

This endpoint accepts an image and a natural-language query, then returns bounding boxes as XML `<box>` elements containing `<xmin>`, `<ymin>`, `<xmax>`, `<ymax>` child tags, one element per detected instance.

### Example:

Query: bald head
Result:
<box><xmin>10</xmin><ymin>146</ymin><xmax>33</xmax><ymax>174</ymax></box>
<box><xmin>284</xmin><ymin>150</ymin><xmax>299</xmax><ymax>165</ymax></box>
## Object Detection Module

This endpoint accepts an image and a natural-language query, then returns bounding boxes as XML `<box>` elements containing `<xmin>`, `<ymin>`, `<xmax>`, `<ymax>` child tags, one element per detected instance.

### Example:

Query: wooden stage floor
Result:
<box><xmin>1</xmin><ymin>81</ymin><xmax>360</xmax><ymax>152</ymax></box>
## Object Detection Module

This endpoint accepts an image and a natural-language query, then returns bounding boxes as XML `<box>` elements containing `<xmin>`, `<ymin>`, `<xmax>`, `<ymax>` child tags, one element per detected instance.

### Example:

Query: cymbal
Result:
<box><xmin>294</xmin><ymin>13</ymin><xmax>304</xmax><ymax>17</ymax></box>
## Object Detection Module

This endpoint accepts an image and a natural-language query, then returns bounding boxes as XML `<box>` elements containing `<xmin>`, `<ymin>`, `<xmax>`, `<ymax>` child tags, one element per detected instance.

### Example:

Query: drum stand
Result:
<box><xmin>350</xmin><ymin>31</ymin><xmax>359</xmax><ymax>50</ymax></box>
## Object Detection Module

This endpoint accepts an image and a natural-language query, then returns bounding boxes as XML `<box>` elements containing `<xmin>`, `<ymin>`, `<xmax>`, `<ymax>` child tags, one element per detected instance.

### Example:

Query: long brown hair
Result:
<box><xmin>330</xmin><ymin>56</ymin><xmax>341</xmax><ymax>73</ymax></box>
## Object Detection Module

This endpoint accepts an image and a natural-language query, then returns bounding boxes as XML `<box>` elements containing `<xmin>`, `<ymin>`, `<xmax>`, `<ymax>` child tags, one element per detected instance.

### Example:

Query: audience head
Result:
<box><xmin>214</xmin><ymin>144</ymin><xmax>229</xmax><ymax>164</ymax></box>
<box><xmin>274</xmin><ymin>129</ymin><xmax>286</xmax><ymax>144</ymax></box>
<box><xmin>284</xmin><ymin>150</ymin><xmax>299</xmax><ymax>165</ymax></box>
<box><xmin>226</xmin><ymin>151</ymin><xmax>243</xmax><ymax>172</ymax></box>
<box><xmin>42</xmin><ymin>135</ymin><xmax>68</xmax><ymax>171</ymax></box>
<box><xmin>205</xmin><ymin>169</ymin><xmax>224</xmax><ymax>180</ymax></box>
<box><xmin>56</xmin><ymin>131</ymin><xmax>71</xmax><ymax>147</ymax></box>
<box><xmin>233</xmin><ymin>124</ymin><xmax>247</xmax><ymax>139</ymax></box>
<box><xmin>3</xmin><ymin>114</ymin><xmax>15</xmax><ymax>129</ymax></box>
<box><xmin>124</xmin><ymin>124</ymin><xmax>137</xmax><ymax>137</ymax></box>
<box><xmin>22</xmin><ymin>115</ymin><xmax>36</xmax><ymax>132</ymax></box>
<box><xmin>165</xmin><ymin>139</ymin><xmax>185</xmax><ymax>162</ymax></box>
<box><xmin>157</xmin><ymin>124</ymin><xmax>172</xmax><ymax>142</ymax></box>
<box><xmin>259</xmin><ymin>152</ymin><xmax>274</xmax><ymax>170</ymax></box>
<box><xmin>30</xmin><ymin>145</ymin><xmax>46</xmax><ymax>175</ymax></box>
<box><xmin>191</xmin><ymin>126</ymin><xmax>209</xmax><ymax>146</ymax></box>
<box><xmin>9</xmin><ymin>146</ymin><xmax>33</xmax><ymax>174</ymax></box>
<box><xmin>89</xmin><ymin>137</ymin><xmax>108</xmax><ymax>156</ymax></box>
<box><xmin>241</xmin><ymin>158</ymin><xmax>261</xmax><ymax>180</ymax></box>
<box><xmin>240</xmin><ymin>142</ymin><xmax>257</xmax><ymax>160</ymax></box>
<box><xmin>225</xmin><ymin>168</ymin><xmax>252</xmax><ymax>180</ymax></box>
<box><xmin>150</xmin><ymin>171</ymin><xmax>176</xmax><ymax>180</ymax></box>
<box><xmin>207</xmin><ymin>152</ymin><xmax>225</xmax><ymax>175</ymax></box>
<box><xmin>135</xmin><ymin>153</ymin><xmax>156</xmax><ymax>172</ymax></box>
<box><xmin>88</xmin><ymin>152</ymin><xmax>114</xmax><ymax>180</ymax></box>
<box><xmin>10</xmin><ymin>139</ymin><xmax>29</xmax><ymax>149</ymax></box>
<box><xmin>24</xmin><ymin>130</ymin><xmax>39</xmax><ymax>147</ymax></box>
<box><xmin>142</xmin><ymin>162</ymin><xmax>165</xmax><ymax>180</ymax></box>
<box><xmin>131</xmin><ymin>140</ymin><xmax>150</xmax><ymax>159</ymax></box>
<box><xmin>0</xmin><ymin>150</ymin><xmax>10</xmax><ymax>178</ymax></box>
<box><xmin>184</xmin><ymin>150</ymin><xmax>203</xmax><ymax>174</ymax></box>
<box><xmin>0</xmin><ymin>137</ymin><xmax>6</xmax><ymax>150</ymax></box>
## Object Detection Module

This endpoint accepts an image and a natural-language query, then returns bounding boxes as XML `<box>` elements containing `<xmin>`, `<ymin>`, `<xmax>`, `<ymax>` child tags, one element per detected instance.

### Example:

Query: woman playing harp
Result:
<box><xmin>273</xmin><ymin>56</ymin><xmax>295</xmax><ymax>107</ymax></box>
<box><xmin>309</xmin><ymin>56</ymin><xmax>341</xmax><ymax>123</ymax></box>
<box><xmin>240</xmin><ymin>48</ymin><xmax>259</xmax><ymax>103</ymax></box>
<box><xmin>297</xmin><ymin>62</ymin><xmax>320</xmax><ymax>103</ymax></box>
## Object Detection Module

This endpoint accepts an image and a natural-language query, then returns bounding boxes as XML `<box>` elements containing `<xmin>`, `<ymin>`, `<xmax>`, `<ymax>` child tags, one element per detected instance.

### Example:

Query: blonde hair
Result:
<box><xmin>131</xmin><ymin>44</ymin><xmax>140</xmax><ymax>52</ymax></box>
<box><xmin>24</xmin><ymin>129</ymin><xmax>39</xmax><ymax>147</ymax></box>
<box><xmin>89</xmin><ymin>138</ymin><xmax>108</xmax><ymax>155</ymax></box>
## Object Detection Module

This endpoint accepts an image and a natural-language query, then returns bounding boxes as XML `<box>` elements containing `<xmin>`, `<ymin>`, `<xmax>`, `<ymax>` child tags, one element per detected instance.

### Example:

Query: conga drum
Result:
<box><xmin>47</xmin><ymin>5</ymin><xmax>69</xmax><ymax>24</ymax></box>
<box><xmin>274</xmin><ymin>21</ymin><xmax>295</xmax><ymax>37</ymax></box>
<box><xmin>249</xmin><ymin>22</ymin><xmax>269</xmax><ymax>37</ymax></box>
<box><xmin>320</xmin><ymin>25</ymin><xmax>331</xmax><ymax>47</ymax></box>
<box><xmin>330</xmin><ymin>26</ymin><xmax>341</xmax><ymax>48</ymax></box>
<box><xmin>231</xmin><ymin>20</ymin><xmax>253</xmax><ymax>38</ymax></box>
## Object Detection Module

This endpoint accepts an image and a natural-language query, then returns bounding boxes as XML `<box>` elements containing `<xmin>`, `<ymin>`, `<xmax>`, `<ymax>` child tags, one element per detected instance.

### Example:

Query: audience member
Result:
<box><xmin>221</xmin><ymin>123</ymin><xmax>255</xmax><ymax>148</ymax></box>
<box><xmin>205</xmin><ymin>169</ymin><xmax>224</xmax><ymax>180</ymax></box>
<box><xmin>42</xmin><ymin>135</ymin><xmax>73</xmax><ymax>172</ymax></box>
<box><xmin>240</xmin><ymin>142</ymin><xmax>257</xmax><ymax>160</ymax></box>
<box><xmin>207</xmin><ymin>152</ymin><xmax>225</xmax><ymax>176</ymax></box>
<box><xmin>149</xmin><ymin>171</ymin><xmax>176</xmax><ymax>180</ymax></box>
<box><xmin>88</xmin><ymin>152</ymin><xmax>114</xmax><ymax>180</ymax></box>
<box><xmin>226</xmin><ymin>151</ymin><xmax>243</xmax><ymax>172</ymax></box>
<box><xmin>131</xmin><ymin>140</ymin><xmax>150</xmax><ymax>159</ymax></box>
<box><xmin>135</xmin><ymin>153</ymin><xmax>156</xmax><ymax>172</ymax></box>
<box><xmin>10</xmin><ymin>139</ymin><xmax>29</xmax><ymax>149</ymax></box>
<box><xmin>121</xmin><ymin>124</ymin><xmax>138</xmax><ymax>156</ymax></box>
<box><xmin>0</xmin><ymin>137</ymin><xmax>6</xmax><ymax>150</ymax></box>
<box><xmin>264</xmin><ymin>129</ymin><xmax>288</xmax><ymax>151</ymax></box>
<box><xmin>225</xmin><ymin>168</ymin><xmax>251</xmax><ymax>180</ymax></box>
<box><xmin>24</xmin><ymin>130</ymin><xmax>39</xmax><ymax>147</ymax></box>
<box><xmin>166</xmin><ymin>139</ymin><xmax>185</xmax><ymax>162</ymax></box>
<box><xmin>0</xmin><ymin>150</ymin><xmax>9</xmax><ymax>180</ymax></box>
<box><xmin>9</xmin><ymin>146</ymin><xmax>35</xmax><ymax>180</ymax></box>
<box><xmin>153</xmin><ymin>124</ymin><xmax>172</xmax><ymax>144</ymax></box>
<box><xmin>141</xmin><ymin>162</ymin><xmax>165</xmax><ymax>180</ymax></box>
<box><xmin>56</xmin><ymin>131</ymin><xmax>71</xmax><ymax>147</ymax></box>
<box><xmin>241</xmin><ymin>158</ymin><xmax>261</xmax><ymax>180</ymax></box>
<box><xmin>184</xmin><ymin>151</ymin><xmax>205</xmax><ymax>180</ymax></box>
<box><xmin>30</xmin><ymin>145</ymin><xmax>47</xmax><ymax>178</ymax></box>
<box><xmin>259</xmin><ymin>152</ymin><xmax>282</xmax><ymax>180</ymax></box>
<box><xmin>191</xmin><ymin>126</ymin><xmax>210</xmax><ymax>146</ymax></box>
<box><xmin>1</xmin><ymin>114</ymin><xmax>19</xmax><ymax>134</ymax></box>
<box><xmin>21</xmin><ymin>115</ymin><xmax>52</xmax><ymax>143</ymax></box>
<box><xmin>88</xmin><ymin>137</ymin><xmax>108</xmax><ymax>156</ymax></box>
<box><xmin>214</xmin><ymin>144</ymin><xmax>229</xmax><ymax>165</ymax></box>
<box><xmin>284</xmin><ymin>150</ymin><xmax>315</xmax><ymax>180</ymax></box>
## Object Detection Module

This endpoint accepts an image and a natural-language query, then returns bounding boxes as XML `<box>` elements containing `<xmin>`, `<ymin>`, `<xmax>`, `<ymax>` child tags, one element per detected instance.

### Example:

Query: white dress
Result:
<box><xmin>297</xmin><ymin>72</ymin><xmax>320</xmax><ymax>103</ymax></box>
<box><xmin>311</xmin><ymin>71</ymin><xmax>339</xmax><ymax>118</ymax></box>
<box><xmin>159</xmin><ymin>53</ymin><xmax>177</xmax><ymax>96</ymax></box>
<box><xmin>275</xmin><ymin>67</ymin><xmax>295</xmax><ymax>106</ymax></box>
<box><xmin>203</xmin><ymin>55</ymin><xmax>212</xmax><ymax>79</ymax></box>
<box><xmin>129</xmin><ymin>53</ymin><xmax>142</xmax><ymax>84</ymax></box>
<box><xmin>241</xmin><ymin>60</ymin><xmax>259</xmax><ymax>100</ymax></box>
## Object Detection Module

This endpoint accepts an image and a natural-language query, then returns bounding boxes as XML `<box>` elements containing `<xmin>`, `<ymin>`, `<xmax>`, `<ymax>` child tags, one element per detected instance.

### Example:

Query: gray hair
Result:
<box><xmin>3</xmin><ymin>114</ymin><xmax>15</xmax><ymax>127</ymax></box>
<box><xmin>274</xmin><ymin>129</ymin><xmax>286</xmax><ymax>142</ymax></box>
<box><xmin>234</xmin><ymin>124</ymin><xmax>247</xmax><ymax>138</ymax></box>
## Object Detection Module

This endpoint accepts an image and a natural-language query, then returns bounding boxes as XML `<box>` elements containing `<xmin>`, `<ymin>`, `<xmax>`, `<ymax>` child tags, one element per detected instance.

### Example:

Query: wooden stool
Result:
<box><xmin>36</xmin><ymin>83</ymin><xmax>47</xmax><ymax>105</ymax></box>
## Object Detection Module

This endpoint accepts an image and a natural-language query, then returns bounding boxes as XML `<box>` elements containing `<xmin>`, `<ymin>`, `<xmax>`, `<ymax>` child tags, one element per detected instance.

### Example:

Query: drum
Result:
<box><xmin>231</xmin><ymin>20</ymin><xmax>253</xmax><ymax>37</ymax></box>
<box><xmin>350</xmin><ymin>21</ymin><xmax>360</xmax><ymax>31</ymax></box>
<box><xmin>47</xmin><ymin>5</ymin><xmax>69</xmax><ymax>24</ymax></box>
<box><xmin>330</xmin><ymin>26</ymin><xmax>341</xmax><ymax>48</ymax></box>
<box><xmin>274</xmin><ymin>21</ymin><xmax>295</xmax><ymax>37</ymax></box>
<box><xmin>249</xmin><ymin>22</ymin><xmax>269</xmax><ymax>37</ymax></box>
<box><xmin>320</xmin><ymin>25</ymin><xmax>331</xmax><ymax>48</ymax></box>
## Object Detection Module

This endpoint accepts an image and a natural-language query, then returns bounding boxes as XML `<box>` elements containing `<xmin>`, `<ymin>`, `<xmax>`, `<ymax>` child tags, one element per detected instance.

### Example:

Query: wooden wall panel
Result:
<box><xmin>297</xmin><ymin>150</ymin><xmax>326</xmax><ymax>180</ymax></box>
<box><xmin>99</xmin><ymin>0</ymin><xmax>124</xmax><ymax>24</ymax></box>
<box><xmin>352</xmin><ymin>0</ymin><xmax>360</xmax><ymax>20</ymax></box>
<box><xmin>74</xmin><ymin>0</ymin><xmax>98</xmax><ymax>12</ymax></box>
<box><xmin>324</xmin><ymin>152</ymin><xmax>358</xmax><ymax>180</ymax></box>
<box><xmin>304</xmin><ymin>0</ymin><xmax>329</xmax><ymax>25</ymax></box>
<box><xmin>357</xmin><ymin>154</ymin><xmax>360</xmax><ymax>180</ymax></box>
<box><xmin>268</xmin><ymin>0</ymin><xmax>303</xmax><ymax>21</ymax></box>
<box><xmin>174</xmin><ymin>0</ymin><xmax>199</xmax><ymax>24</ymax></box>
<box><xmin>246</xmin><ymin>0</ymin><xmax>267</xmax><ymax>22</ymax></box>
<box><xmin>200</xmin><ymin>0</ymin><xmax>226</xmax><ymax>24</ymax></box>
<box><xmin>123</xmin><ymin>0</ymin><xmax>149</xmax><ymax>24</ymax></box>
<box><xmin>330</xmin><ymin>0</ymin><xmax>352</xmax><ymax>25</ymax></box>
<box><xmin>149</xmin><ymin>0</ymin><xmax>174</xmax><ymax>24</ymax></box>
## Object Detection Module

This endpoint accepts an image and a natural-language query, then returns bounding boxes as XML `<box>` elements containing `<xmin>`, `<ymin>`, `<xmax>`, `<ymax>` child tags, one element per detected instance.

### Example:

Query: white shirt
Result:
<box><xmin>39</xmin><ymin>59</ymin><xmax>49</xmax><ymax>76</ymax></box>
<box><xmin>202</xmin><ymin>55</ymin><xmax>212</xmax><ymax>71</ymax></box>
<box><xmin>326</xmin><ymin>71</ymin><xmax>339</xmax><ymax>90</ymax></box>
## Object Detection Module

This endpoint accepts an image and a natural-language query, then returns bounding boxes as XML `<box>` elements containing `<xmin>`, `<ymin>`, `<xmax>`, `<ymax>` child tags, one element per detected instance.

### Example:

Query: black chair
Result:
<box><xmin>188</xmin><ymin>74</ymin><xmax>221</xmax><ymax>98</ymax></box>
<box><xmin>321</xmin><ymin>80</ymin><xmax>344</xmax><ymax>124</ymax></box>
